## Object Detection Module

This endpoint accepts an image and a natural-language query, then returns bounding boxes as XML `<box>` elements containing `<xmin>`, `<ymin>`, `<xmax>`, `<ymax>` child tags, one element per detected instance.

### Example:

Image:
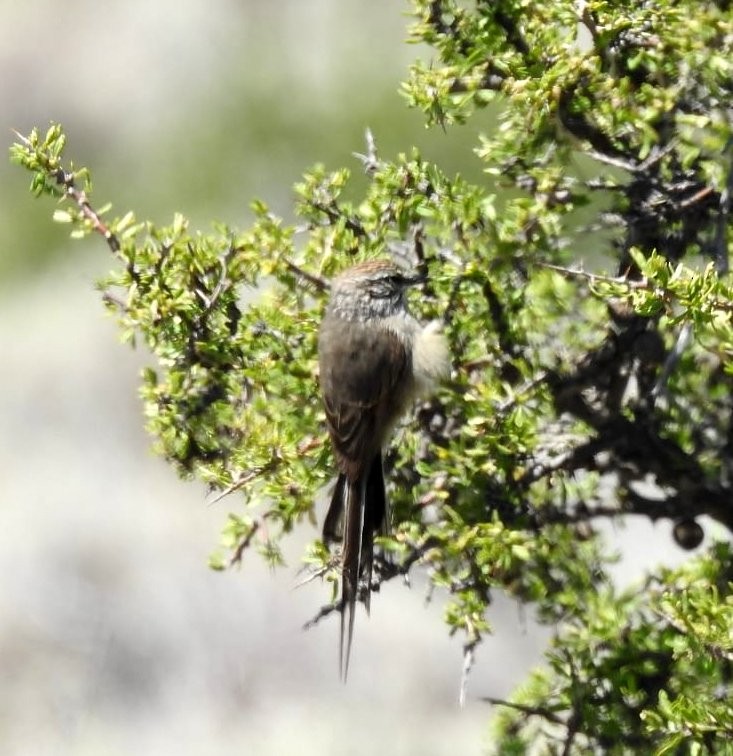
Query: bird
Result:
<box><xmin>318</xmin><ymin>259</ymin><xmax>450</xmax><ymax>678</ymax></box>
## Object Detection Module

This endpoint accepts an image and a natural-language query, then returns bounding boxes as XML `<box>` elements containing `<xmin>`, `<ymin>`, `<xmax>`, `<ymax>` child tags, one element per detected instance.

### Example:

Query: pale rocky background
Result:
<box><xmin>0</xmin><ymin>3</ymin><xmax>697</xmax><ymax>755</ymax></box>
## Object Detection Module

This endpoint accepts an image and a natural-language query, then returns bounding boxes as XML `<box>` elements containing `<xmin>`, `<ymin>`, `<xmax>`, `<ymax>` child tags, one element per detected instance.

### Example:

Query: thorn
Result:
<box><xmin>459</xmin><ymin>641</ymin><xmax>476</xmax><ymax>708</ymax></box>
<box><xmin>352</xmin><ymin>127</ymin><xmax>380</xmax><ymax>174</ymax></box>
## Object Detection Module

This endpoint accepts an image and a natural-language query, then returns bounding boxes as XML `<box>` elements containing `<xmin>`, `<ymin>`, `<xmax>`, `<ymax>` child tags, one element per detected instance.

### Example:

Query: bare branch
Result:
<box><xmin>537</xmin><ymin>261</ymin><xmax>649</xmax><ymax>289</ymax></box>
<box><xmin>481</xmin><ymin>696</ymin><xmax>567</xmax><ymax>725</ymax></box>
<box><xmin>302</xmin><ymin>600</ymin><xmax>340</xmax><ymax>631</ymax></box>
<box><xmin>586</xmin><ymin>150</ymin><xmax>638</xmax><ymax>173</ymax></box>
<box><xmin>282</xmin><ymin>258</ymin><xmax>330</xmax><ymax>292</ymax></box>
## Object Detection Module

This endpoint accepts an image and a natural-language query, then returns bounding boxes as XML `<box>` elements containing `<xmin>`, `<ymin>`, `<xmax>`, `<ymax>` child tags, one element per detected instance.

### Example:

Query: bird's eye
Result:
<box><xmin>374</xmin><ymin>281</ymin><xmax>396</xmax><ymax>297</ymax></box>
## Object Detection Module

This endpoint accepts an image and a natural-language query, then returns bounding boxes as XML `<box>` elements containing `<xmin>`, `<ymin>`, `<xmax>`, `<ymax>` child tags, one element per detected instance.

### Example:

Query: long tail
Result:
<box><xmin>323</xmin><ymin>455</ymin><xmax>386</xmax><ymax>680</ymax></box>
<box><xmin>339</xmin><ymin>476</ymin><xmax>366</xmax><ymax>680</ymax></box>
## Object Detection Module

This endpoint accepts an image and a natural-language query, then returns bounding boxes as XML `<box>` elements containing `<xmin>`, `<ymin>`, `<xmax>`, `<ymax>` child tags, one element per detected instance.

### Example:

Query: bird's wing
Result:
<box><xmin>319</xmin><ymin>319</ymin><xmax>410</xmax><ymax>479</ymax></box>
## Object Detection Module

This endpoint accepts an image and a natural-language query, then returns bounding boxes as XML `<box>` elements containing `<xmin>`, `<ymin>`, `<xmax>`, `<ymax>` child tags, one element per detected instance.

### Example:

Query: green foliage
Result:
<box><xmin>490</xmin><ymin>544</ymin><xmax>733</xmax><ymax>753</ymax></box>
<box><xmin>10</xmin><ymin>0</ymin><xmax>733</xmax><ymax>751</ymax></box>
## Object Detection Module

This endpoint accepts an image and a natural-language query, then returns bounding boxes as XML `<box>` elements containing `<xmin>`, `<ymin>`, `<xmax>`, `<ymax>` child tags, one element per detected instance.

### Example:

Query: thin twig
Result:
<box><xmin>53</xmin><ymin>167</ymin><xmax>122</xmax><ymax>256</ymax></box>
<box><xmin>481</xmin><ymin>696</ymin><xmax>566</xmax><ymax>725</ymax></box>
<box><xmin>229</xmin><ymin>519</ymin><xmax>261</xmax><ymax>567</ymax></box>
<box><xmin>292</xmin><ymin>564</ymin><xmax>331</xmax><ymax>590</ymax></box>
<box><xmin>586</xmin><ymin>150</ymin><xmax>638</xmax><ymax>173</ymax></box>
<box><xmin>638</xmin><ymin>140</ymin><xmax>678</xmax><ymax>172</ymax></box>
<box><xmin>537</xmin><ymin>261</ymin><xmax>648</xmax><ymax>289</ymax></box>
<box><xmin>302</xmin><ymin>600</ymin><xmax>340</xmax><ymax>630</ymax></box>
<box><xmin>196</xmin><ymin>255</ymin><xmax>231</xmax><ymax>314</ymax></box>
<box><xmin>585</xmin><ymin>139</ymin><xmax>675</xmax><ymax>175</ymax></box>
<box><xmin>282</xmin><ymin>258</ymin><xmax>330</xmax><ymax>291</ymax></box>
<box><xmin>207</xmin><ymin>457</ymin><xmax>281</xmax><ymax>506</ymax></box>
<box><xmin>101</xmin><ymin>292</ymin><xmax>127</xmax><ymax>311</ymax></box>
<box><xmin>678</xmin><ymin>185</ymin><xmax>715</xmax><ymax>210</ymax></box>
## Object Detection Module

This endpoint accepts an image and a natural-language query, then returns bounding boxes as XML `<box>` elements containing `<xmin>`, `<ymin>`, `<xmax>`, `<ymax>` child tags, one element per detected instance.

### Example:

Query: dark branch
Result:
<box><xmin>481</xmin><ymin>696</ymin><xmax>567</xmax><ymax>726</ymax></box>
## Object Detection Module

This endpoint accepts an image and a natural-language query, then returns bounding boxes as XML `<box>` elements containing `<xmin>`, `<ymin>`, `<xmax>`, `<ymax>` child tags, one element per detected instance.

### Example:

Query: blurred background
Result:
<box><xmin>1</xmin><ymin>2</ymin><xmax>694</xmax><ymax>754</ymax></box>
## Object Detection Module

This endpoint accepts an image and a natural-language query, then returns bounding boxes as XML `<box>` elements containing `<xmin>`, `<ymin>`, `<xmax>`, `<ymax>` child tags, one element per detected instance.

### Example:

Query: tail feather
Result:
<box><xmin>323</xmin><ymin>474</ymin><xmax>346</xmax><ymax>544</ymax></box>
<box><xmin>322</xmin><ymin>454</ymin><xmax>387</xmax><ymax>680</ymax></box>
<box><xmin>340</xmin><ymin>476</ymin><xmax>366</xmax><ymax>679</ymax></box>
<box><xmin>361</xmin><ymin>455</ymin><xmax>386</xmax><ymax>615</ymax></box>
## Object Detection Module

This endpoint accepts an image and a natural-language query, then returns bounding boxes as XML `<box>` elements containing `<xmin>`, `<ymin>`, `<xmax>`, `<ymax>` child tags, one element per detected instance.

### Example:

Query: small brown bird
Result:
<box><xmin>318</xmin><ymin>259</ymin><xmax>449</xmax><ymax>677</ymax></box>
